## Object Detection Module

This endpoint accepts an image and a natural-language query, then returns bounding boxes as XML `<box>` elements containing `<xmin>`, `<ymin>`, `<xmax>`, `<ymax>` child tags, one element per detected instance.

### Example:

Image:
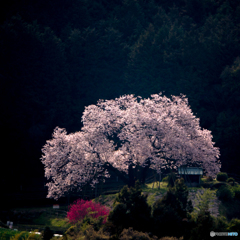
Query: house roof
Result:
<box><xmin>178</xmin><ymin>166</ymin><xmax>203</xmax><ymax>175</ymax></box>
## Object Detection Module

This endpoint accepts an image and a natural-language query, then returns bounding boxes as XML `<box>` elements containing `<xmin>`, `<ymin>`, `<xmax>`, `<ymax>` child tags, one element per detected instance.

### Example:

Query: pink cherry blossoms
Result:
<box><xmin>41</xmin><ymin>93</ymin><xmax>221</xmax><ymax>199</ymax></box>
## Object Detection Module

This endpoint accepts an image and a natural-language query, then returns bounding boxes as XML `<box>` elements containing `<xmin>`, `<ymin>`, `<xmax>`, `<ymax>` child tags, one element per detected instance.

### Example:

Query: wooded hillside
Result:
<box><xmin>1</xmin><ymin>0</ymin><xmax>240</xmax><ymax>204</ymax></box>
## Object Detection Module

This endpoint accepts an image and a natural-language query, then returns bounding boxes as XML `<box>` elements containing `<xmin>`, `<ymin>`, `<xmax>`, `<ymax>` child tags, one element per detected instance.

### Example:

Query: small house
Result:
<box><xmin>178</xmin><ymin>166</ymin><xmax>203</xmax><ymax>187</ymax></box>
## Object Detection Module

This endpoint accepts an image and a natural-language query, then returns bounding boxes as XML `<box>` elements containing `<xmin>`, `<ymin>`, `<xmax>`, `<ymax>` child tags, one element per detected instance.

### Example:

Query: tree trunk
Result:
<box><xmin>140</xmin><ymin>158</ymin><xmax>151</xmax><ymax>184</ymax></box>
<box><xmin>128</xmin><ymin>164</ymin><xmax>135</xmax><ymax>187</ymax></box>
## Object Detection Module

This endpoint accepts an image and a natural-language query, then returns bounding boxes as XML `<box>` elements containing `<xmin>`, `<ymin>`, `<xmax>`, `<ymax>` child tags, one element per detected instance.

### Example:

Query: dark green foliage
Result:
<box><xmin>65</xmin><ymin>225</ymin><xmax>79</xmax><ymax>239</ymax></box>
<box><xmin>211</xmin><ymin>182</ymin><xmax>228</xmax><ymax>189</ymax></box>
<box><xmin>0</xmin><ymin>229</ymin><xmax>25</xmax><ymax>240</ymax></box>
<box><xmin>220</xmin><ymin>200</ymin><xmax>240</xmax><ymax>220</ymax></box>
<box><xmin>81</xmin><ymin>215</ymin><xmax>105</xmax><ymax>233</ymax></box>
<box><xmin>174</xmin><ymin>178</ymin><xmax>193</xmax><ymax>215</ymax></box>
<box><xmin>217</xmin><ymin>185</ymin><xmax>235</xmax><ymax>202</ymax></box>
<box><xmin>227</xmin><ymin>219</ymin><xmax>240</xmax><ymax>233</ymax></box>
<box><xmin>120</xmin><ymin>228</ymin><xmax>183</xmax><ymax>240</ymax></box>
<box><xmin>201</xmin><ymin>182</ymin><xmax>213</xmax><ymax>188</ymax></box>
<box><xmin>65</xmin><ymin>215</ymin><xmax>106</xmax><ymax>240</ymax></box>
<box><xmin>102</xmin><ymin>221</ymin><xmax>122</xmax><ymax>238</ymax></box>
<box><xmin>108</xmin><ymin>182</ymin><xmax>151</xmax><ymax>234</ymax></box>
<box><xmin>206</xmin><ymin>176</ymin><xmax>213</xmax><ymax>182</ymax></box>
<box><xmin>0</xmin><ymin>221</ymin><xmax>8</xmax><ymax>228</ymax></box>
<box><xmin>233</xmin><ymin>186</ymin><xmax>240</xmax><ymax>200</ymax></box>
<box><xmin>41</xmin><ymin>227</ymin><xmax>54</xmax><ymax>240</ymax></box>
<box><xmin>62</xmin><ymin>234</ymin><xmax>68</xmax><ymax>240</ymax></box>
<box><xmin>227</xmin><ymin>177</ymin><xmax>235</xmax><ymax>186</ymax></box>
<box><xmin>213</xmin><ymin>216</ymin><xmax>228</xmax><ymax>233</ymax></box>
<box><xmin>119</xmin><ymin>228</ymin><xmax>153</xmax><ymax>240</ymax></box>
<box><xmin>107</xmin><ymin>203</ymin><xmax>127</xmax><ymax>231</ymax></box>
<box><xmin>215</xmin><ymin>216</ymin><xmax>228</xmax><ymax>232</ymax></box>
<box><xmin>200</xmin><ymin>176</ymin><xmax>214</xmax><ymax>188</ymax></box>
<box><xmin>159</xmin><ymin>238</ymin><xmax>183</xmax><ymax>240</ymax></box>
<box><xmin>162</xmin><ymin>176</ymin><xmax>168</xmax><ymax>182</ymax></box>
<box><xmin>189</xmin><ymin>210</ymin><xmax>215</xmax><ymax>240</ymax></box>
<box><xmin>152</xmin><ymin>195</ymin><xmax>183</xmax><ymax>238</ymax></box>
<box><xmin>217</xmin><ymin>172</ymin><xmax>228</xmax><ymax>182</ymax></box>
<box><xmin>152</xmin><ymin>178</ymin><xmax>192</xmax><ymax>238</ymax></box>
<box><xmin>167</xmin><ymin>172</ymin><xmax>177</xmax><ymax>188</ymax></box>
<box><xmin>83</xmin><ymin>227</ymin><xmax>183</xmax><ymax>240</ymax></box>
<box><xmin>84</xmin><ymin>226</ymin><xmax>109</xmax><ymax>240</ymax></box>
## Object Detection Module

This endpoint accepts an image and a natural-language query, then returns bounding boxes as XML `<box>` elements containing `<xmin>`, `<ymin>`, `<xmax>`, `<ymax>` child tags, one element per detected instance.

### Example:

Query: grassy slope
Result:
<box><xmin>8</xmin><ymin>206</ymin><xmax>70</xmax><ymax>233</ymax></box>
<box><xmin>0</xmin><ymin>228</ymin><xmax>30</xmax><ymax>240</ymax></box>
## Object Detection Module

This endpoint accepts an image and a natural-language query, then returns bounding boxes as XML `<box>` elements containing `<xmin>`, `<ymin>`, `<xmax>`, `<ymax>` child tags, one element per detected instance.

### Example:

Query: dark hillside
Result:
<box><xmin>1</xmin><ymin>0</ymin><xmax>240</xmax><ymax>205</ymax></box>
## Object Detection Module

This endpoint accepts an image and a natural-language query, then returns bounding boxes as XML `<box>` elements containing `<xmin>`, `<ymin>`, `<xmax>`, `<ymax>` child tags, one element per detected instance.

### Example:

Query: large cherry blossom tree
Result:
<box><xmin>41</xmin><ymin>93</ymin><xmax>221</xmax><ymax>199</ymax></box>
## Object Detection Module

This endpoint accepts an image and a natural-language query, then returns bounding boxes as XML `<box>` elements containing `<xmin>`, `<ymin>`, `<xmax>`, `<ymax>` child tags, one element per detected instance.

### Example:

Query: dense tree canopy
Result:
<box><xmin>41</xmin><ymin>94</ymin><xmax>220</xmax><ymax>199</ymax></box>
<box><xmin>1</xmin><ymin>0</ymin><xmax>240</xmax><ymax>202</ymax></box>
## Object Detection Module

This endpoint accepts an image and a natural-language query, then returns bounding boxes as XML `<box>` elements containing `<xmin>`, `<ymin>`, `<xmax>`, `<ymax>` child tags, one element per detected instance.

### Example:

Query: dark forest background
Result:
<box><xmin>1</xmin><ymin>0</ymin><xmax>240</xmax><ymax>205</ymax></box>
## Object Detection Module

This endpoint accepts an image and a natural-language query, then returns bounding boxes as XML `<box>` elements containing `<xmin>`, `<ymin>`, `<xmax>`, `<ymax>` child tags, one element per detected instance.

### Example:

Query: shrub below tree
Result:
<box><xmin>189</xmin><ymin>210</ymin><xmax>215</xmax><ymax>240</ymax></box>
<box><xmin>211</xmin><ymin>182</ymin><xmax>228</xmax><ymax>189</ymax></box>
<box><xmin>233</xmin><ymin>185</ymin><xmax>240</xmax><ymax>200</ymax></box>
<box><xmin>227</xmin><ymin>177</ymin><xmax>235</xmax><ymax>186</ymax></box>
<box><xmin>217</xmin><ymin>172</ymin><xmax>228</xmax><ymax>182</ymax></box>
<box><xmin>67</xmin><ymin>199</ymin><xmax>110</xmax><ymax>224</ymax></box>
<box><xmin>217</xmin><ymin>185</ymin><xmax>235</xmax><ymax>202</ymax></box>
<box><xmin>152</xmin><ymin>178</ymin><xmax>193</xmax><ymax>238</ymax></box>
<box><xmin>41</xmin><ymin>227</ymin><xmax>54</xmax><ymax>240</ymax></box>
<box><xmin>227</xmin><ymin>219</ymin><xmax>240</xmax><ymax>233</ymax></box>
<box><xmin>119</xmin><ymin>228</ymin><xmax>155</xmax><ymax>240</ymax></box>
<box><xmin>107</xmin><ymin>181</ymin><xmax>152</xmax><ymax>234</ymax></box>
<box><xmin>213</xmin><ymin>216</ymin><xmax>228</xmax><ymax>232</ymax></box>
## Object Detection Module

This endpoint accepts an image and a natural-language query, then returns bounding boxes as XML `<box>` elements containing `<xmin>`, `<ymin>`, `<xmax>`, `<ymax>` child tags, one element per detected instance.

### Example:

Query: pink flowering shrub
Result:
<box><xmin>67</xmin><ymin>199</ymin><xmax>110</xmax><ymax>224</ymax></box>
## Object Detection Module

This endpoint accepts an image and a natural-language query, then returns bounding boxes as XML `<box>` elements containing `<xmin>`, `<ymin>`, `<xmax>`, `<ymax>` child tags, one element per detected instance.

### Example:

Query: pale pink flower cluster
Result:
<box><xmin>41</xmin><ymin>93</ymin><xmax>221</xmax><ymax>199</ymax></box>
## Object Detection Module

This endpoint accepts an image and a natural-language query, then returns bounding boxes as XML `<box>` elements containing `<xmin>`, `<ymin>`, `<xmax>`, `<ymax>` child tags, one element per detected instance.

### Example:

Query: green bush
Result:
<box><xmin>41</xmin><ymin>227</ymin><xmax>53</xmax><ymax>240</ymax></box>
<box><xmin>216</xmin><ymin>185</ymin><xmax>235</xmax><ymax>202</ymax></box>
<box><xmin>120</xmin><ymin>229</ymin><xmax>183</xmax><ymax>240</ymax></box>
<box><xmin>0</xmin><ymin>221</ymin><xmax>9</xmax><ymax>229</ymax></box>
<box><xmin>0</xmin><ymin>229</ymin><xmax>25</xmax><ymax>240</ymax></box>
<box><xmin>162</xmin><ymin>176</ymin><xmax>168</xmax><ymax>182</ymax></box>
<box><xmin>159</xmin><ymin>238</ymin><xmax>183</xmax><ymax>240</ymax></box>
<box><xmin>25</xmin><ymin>232</ymin><xmax>42</xmax><ymax>240</ymax></box>
<box><xmin>217</xmin><ymin>172</ymin><xmax>228</xmax><ymax>182</ymax></box>
<box><xmin>119</xmin><ymin>228</ymin><xmax>152</xmax><ymax>240</ymax></box>
<box><xmin>9</xmin><ymin>231</ymin><xmax>28</xmax><ymax>240</ymax></box>
<box><xmin>211</xmin><ymin>182</ymin><xmax>228</xmax><ymax>189</ymax></box>
<box><xmin>189</xmin><ymin>210</ymin><xmax>215</xmax><ymax>240</ymax></box>
<box><xmin>167</xmin><ymin>172</ymin><xmax>177</xmax><ymax>187</ymax></box>
<box><xmin>152</xmin><ymin>199</ymin><xmax>182</xmax><ymax>238</ymax></box>
<box><xmin>233</xmin><ymin>185</ymin><xmax>240</xmax><ymax>200</ymax></box>
<box><xmin>201</xmin><ymin>181</ymin><xmax>213</xmax><ymax>189</ymax></box>
<box><xmin>206</xmin><ymin>176</ymin><xmax>213</xmax><ymax>181</ymax></box>
<box><xmin>65</xmin><ymin>225</ymin><xmax>79</xmax><ymax>238</ymax></box>
<box><xmin>81</xmin><ymin>214</ymin><xmax>105</xmax><ymax>232</ymax></box>
<box><xmin>108</xmin><ymin>182</ymin><xmax>151</xmax><ymax>234</ymax></box>
<box><xmin>200</xmin><ymin>176</ymin><xmax>213</xmax><ymax>188</ymax></box>
<box><xmin>227</xmin><ymin>219</ymin><xmax>240</xmax><ymax>232</ymax></box>
<box><xmin>9</xmin><ymin>231</ymin><xmax>41</xmax><ymax>240</ymax></box>
<box><xmin>214</xmin><ymin>216</ymin><xmax>228</xmax><ymax>232</ymax></box>
<box><xmin>191</xmin><ymin>188</ymin><xmax>216</xmax><ymax>220</ymax></box>
<box><xmin>84</xmin><ymin>226</ymin><xmax>109</xmax><ymax>240</ymax></box>
<box><xmin>227</xmin><ymin>177</ymin><xmax>235</xmax><ymax>186</ymax></box>
<box><xmin>152</xmin><ymin>178</ymin><xmax>192</xmax><ymax>238</ymax></box>
<box><xmin>64</xmin><ymin>215</ymin><xmax>106</xmax><ymax>240</ymax></box>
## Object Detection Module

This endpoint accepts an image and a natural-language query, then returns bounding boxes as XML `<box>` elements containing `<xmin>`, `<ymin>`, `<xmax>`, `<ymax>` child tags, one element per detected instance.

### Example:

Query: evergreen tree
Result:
<box><xmin>108</xmin><ymin>181</ymin><xmax>152</xmax><ymax>234</ymax></box>
<box><xmin>152</xmin><ymin>178</ymin><xmax>193</xmax><ymax>238</ymax></box>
